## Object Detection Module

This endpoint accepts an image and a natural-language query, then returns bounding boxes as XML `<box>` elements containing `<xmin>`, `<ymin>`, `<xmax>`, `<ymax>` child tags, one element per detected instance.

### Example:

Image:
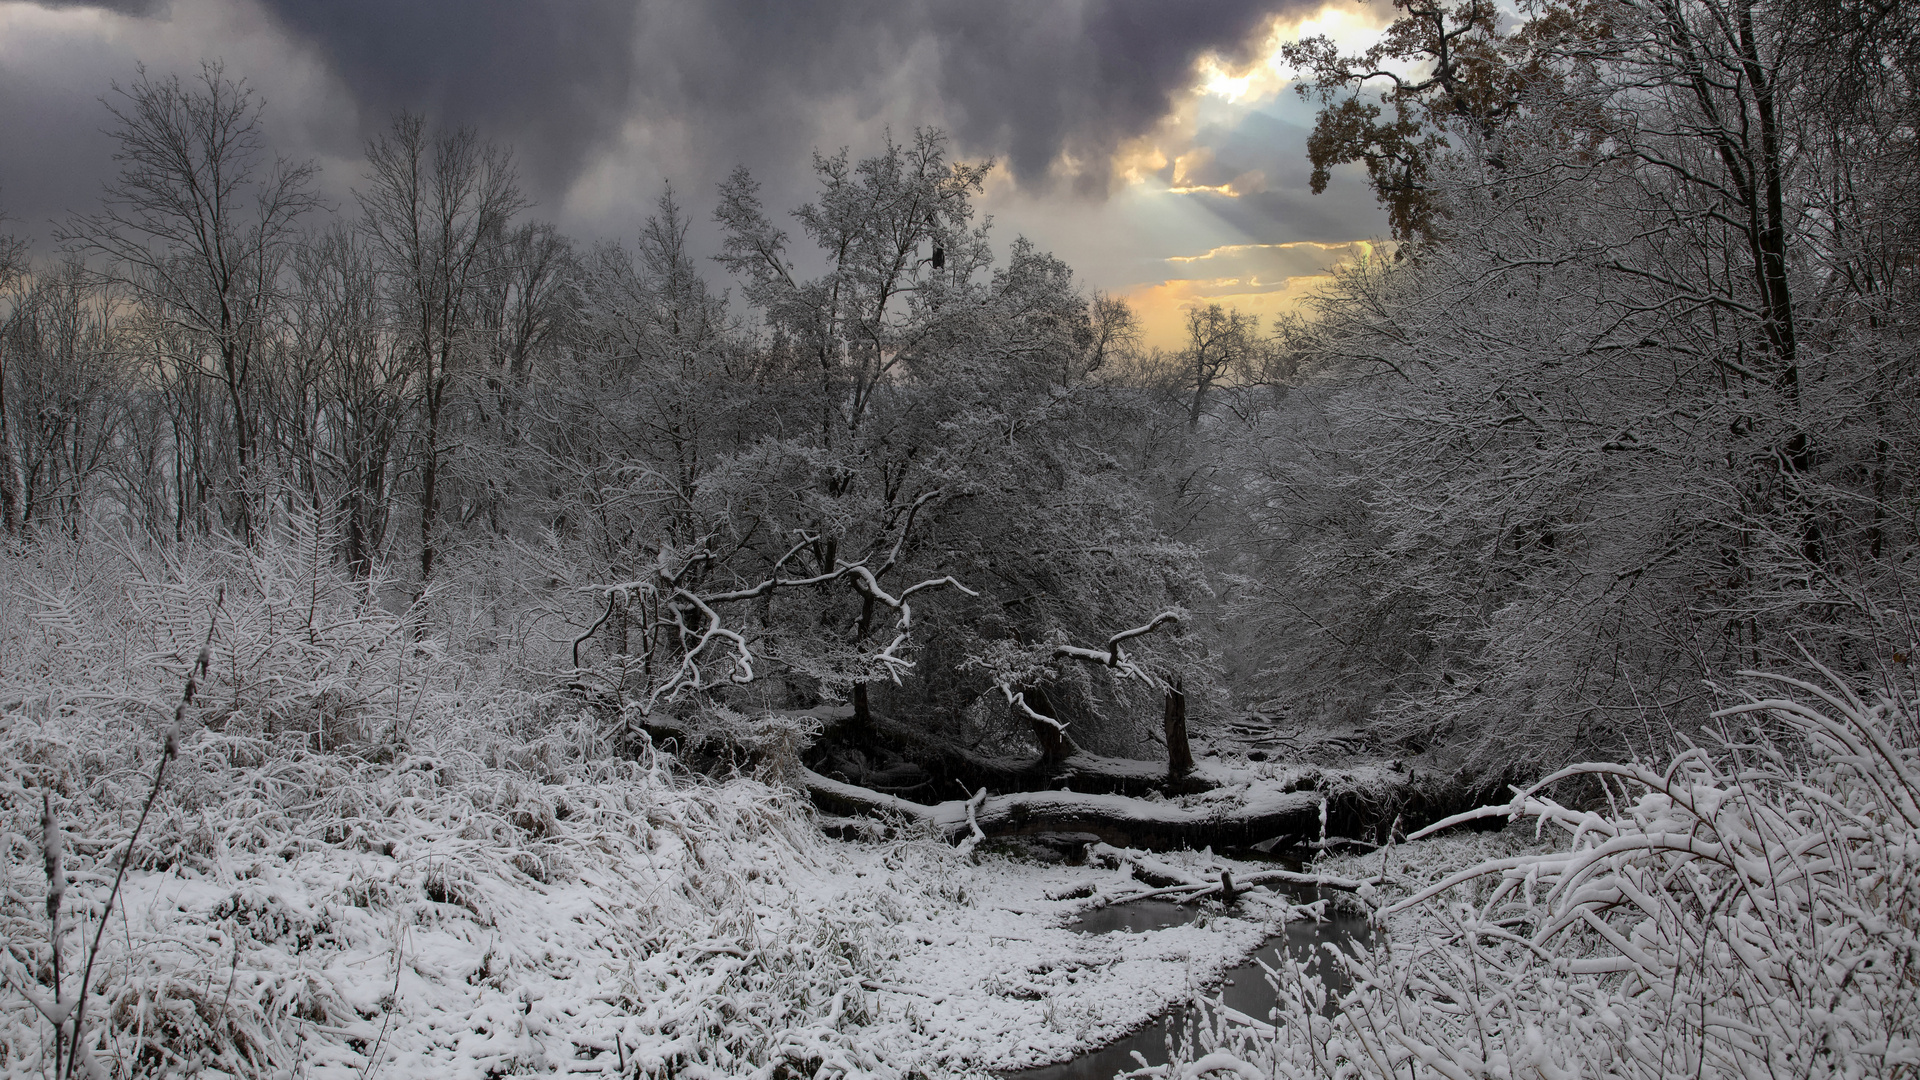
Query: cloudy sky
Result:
<box><xmin>0</xmin><ymin>0</ymin><xmax>1393</xmax><ymax>348</ymax></box>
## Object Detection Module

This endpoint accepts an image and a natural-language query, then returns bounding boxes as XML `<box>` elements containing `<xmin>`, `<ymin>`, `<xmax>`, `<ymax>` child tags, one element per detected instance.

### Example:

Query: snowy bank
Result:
<box><xmin>1142</xmin><ymin>673</ymin><xmax>1920</xmax><ymax>1080</ymax></box>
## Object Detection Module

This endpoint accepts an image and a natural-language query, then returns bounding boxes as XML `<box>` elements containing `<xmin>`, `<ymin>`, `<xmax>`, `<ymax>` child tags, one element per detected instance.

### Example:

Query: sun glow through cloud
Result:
<box><xmin>1164</xmin><ymin>240</ymin><xmax>1380</xmax><ymax>264</ymax></box>
<box><xmin>1194</xmin><ymin>3</ymin><xmax>1397</xmax><ymax>105</ymax></box>
<box><xmin>1088</xmin><ymin>3</ymin><xmax>1396</xmax><ymax>350</ymax></box>
<box><xmin>1121</xmin><ymin>240</ymin><xmax>1387</xmax><ymax>348</ymax></box>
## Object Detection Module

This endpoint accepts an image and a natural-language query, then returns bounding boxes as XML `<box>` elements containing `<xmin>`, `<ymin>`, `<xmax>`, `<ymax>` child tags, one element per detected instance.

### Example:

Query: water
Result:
<box><xmin>1004</xmin><ymin>893</ymin><xmax>1368</xmax><ymax>1080</ymax></box>
<box><xmin>1066</xmin><ymin>900</ymin><xmax>1197</xmax><ymax>936</ymax></box>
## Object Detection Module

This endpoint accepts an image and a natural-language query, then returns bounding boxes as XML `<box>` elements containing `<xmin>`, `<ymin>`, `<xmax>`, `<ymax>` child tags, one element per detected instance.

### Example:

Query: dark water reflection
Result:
<box><xmin>1005</xmin><ymin>892</ymin><xmax>1368</xmax><ymax>1080</ymax></box>
<box><xmin>1066</xmin><ymin>900</ymin><xmax>1199</xmax><ymax>936</ymax></box>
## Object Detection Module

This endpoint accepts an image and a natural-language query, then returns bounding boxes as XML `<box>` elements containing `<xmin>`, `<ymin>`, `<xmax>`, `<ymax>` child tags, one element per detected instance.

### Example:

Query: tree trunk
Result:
<box><xmin>851</xmin><ymin>592</ymin><xmax>876</xmax><ymax>728</ymax></box>
<box><xmin>1164</xmin><ymin>680</ymin><xmax>1193</xmax><ymax>779</ymax></box>
<box><xmin>419</xmin><ymin>382</ymin><xmax>442</xmax><ymax>586</ymax></box>
<box><xmin>0</xmin><ymin>352</ymin><xmax>22</xmax><ymax>535</ymax></box>
<box><xmin>1026</xmin><ymin>685</ymin><xmax>1073</xmax><ymax>766</ymax></box>
<box><xmin>222</xmin><ymin>340</ymin><xmax>256</xmax><ymax>546</ymax></box>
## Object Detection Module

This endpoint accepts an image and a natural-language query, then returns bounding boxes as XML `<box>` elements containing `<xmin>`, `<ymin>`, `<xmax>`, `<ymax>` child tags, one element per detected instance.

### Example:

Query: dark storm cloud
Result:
<box><xmin>3</xmin><ymin>0</ymin><xmax>1356</xmax><ymax>257</ymax></box>
<box><xmin>251</xmin><ymin>0</ymin><xmax>1312</xmax><ymax>197</ymax></box>
<box><xmin>21</xmin><ymin>0</ymin><xmax>161</xmax><ymax>12</ymax></box>
<box><xmin>254</xmin><ymin>0</ymin><xmax>641</xmax><ymax>194</ymax></box>
<box><xmin>921</xmin><ymin>0</ymin><xmax>1285</xmax><ymax>188</ymax></box>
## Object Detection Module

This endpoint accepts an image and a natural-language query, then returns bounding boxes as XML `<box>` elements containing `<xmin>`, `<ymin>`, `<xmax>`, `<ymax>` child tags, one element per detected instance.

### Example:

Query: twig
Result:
<box><xmin>572</xmin><ymin>590</ymin><xmax>618</xmax><ymax>669</ymax></box>
<box><xmin>63</xmin><ymin>596</ymin><xmax>218</xmax><ymax>1079</ymax></box>
<box><xmin>358</xmin><ymin>922</ymin><xmax>407</xmax><ymax>1080</ymax></box>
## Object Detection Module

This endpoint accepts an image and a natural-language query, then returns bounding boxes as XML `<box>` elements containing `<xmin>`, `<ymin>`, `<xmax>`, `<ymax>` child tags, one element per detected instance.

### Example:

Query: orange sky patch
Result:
<box><xmin>1121</xmin><ymin>240</ymin><xmax>1383</xmax><ymax>350</ymax></box>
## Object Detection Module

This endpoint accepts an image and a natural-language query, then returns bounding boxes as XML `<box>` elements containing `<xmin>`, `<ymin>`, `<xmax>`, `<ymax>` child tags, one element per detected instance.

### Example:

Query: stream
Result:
<box><xmin>1003</xmin><ymin>890</ymin><xmax>1370</xmax><ymax>1080</ymax></box>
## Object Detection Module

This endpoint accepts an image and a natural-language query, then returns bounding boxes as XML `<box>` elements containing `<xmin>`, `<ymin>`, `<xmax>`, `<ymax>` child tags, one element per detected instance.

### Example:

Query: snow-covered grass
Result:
<box><xmin>0</xmin><ymin>539</ymin><xmax>1295</xmax><ymax>1078</ymax></box>
<box><xmin>1156</xmin><ymin>670</ymin><xmax>1920</xmax><ymax>1079</ymax></box>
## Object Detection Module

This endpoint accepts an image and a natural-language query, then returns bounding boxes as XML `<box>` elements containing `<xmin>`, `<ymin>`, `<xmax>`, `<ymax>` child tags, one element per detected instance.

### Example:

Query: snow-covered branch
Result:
<box><xmin>1049</xmin><ymin>610</ymin><xmax>1184</xmax><ymax>679</ymax></box>
<box><xmin>877</xmin><ymin>489</ymin><xmax>941</xmax><ymax>576</ymax></box>
<box><xmin>592</xmin><ymin>542</ymin><xmax>976</xmax><ymax>715</ymax></box>
<box><xmin>999</xmin><ymin>683</ymin><xmax>1068</xmax><ymax>734</ymax></box>
<box><xmin>987</xmin><ymin>611</ymin><xmax>1185</xmax><ymax>738</ymax></box>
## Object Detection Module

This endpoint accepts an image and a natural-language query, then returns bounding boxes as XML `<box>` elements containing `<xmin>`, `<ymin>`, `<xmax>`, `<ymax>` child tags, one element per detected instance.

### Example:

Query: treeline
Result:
<box><xmin>1202</xmin><ymin>0</ymin><xmax>1920</xmax><ymax>781</ymax></box>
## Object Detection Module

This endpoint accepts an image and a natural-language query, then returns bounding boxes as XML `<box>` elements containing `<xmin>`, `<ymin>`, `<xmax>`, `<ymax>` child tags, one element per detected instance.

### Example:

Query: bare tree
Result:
<box><xmin>715</xmin><ymin>129</ymin><xmax>992</xmax><ymax>455</ymax></box>
<box><xmin>1182</xmin><ymin>303</ymin><xmax>1259</xmax><ymax>429</ymax></box>
<box><xmin>0</xmin><ymin>211</ymin><xmax>31</xmax><ymax>533</ymax></box>
<box><xmin>287</xmin><ymin>226</ymin><xmax>411</xmax><ymax>575</ymax></box>
<box><xmin>356</xmin><ymin>113</ymin><xmax>525</xmax><ymax>585</ymax></box>
<box><xmin>714</xmin><ymin>131</ymin><xmax>993</xmax><ymax>718</ymax></box>
<box><xmin>3</xmin><ymin>261</ymin><xmax>127</xmax><ymax>536</ymax></box>
<box><xmin>60</xmin><ymin>62</ymin><xmax>318</xmax><ymax>542</ymax></box>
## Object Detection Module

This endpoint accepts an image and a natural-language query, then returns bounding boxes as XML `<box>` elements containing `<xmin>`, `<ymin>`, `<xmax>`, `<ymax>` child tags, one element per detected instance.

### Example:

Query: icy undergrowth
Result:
<box><xmin>0</xmin><ymin>537</ymin><xmax>938</xmax><ymax>1077</ymax></box>
<box><xmin>2</xmin><ymin>697</ymin><xmax>968</xmax><ymax>1076</ymax></box>
<box><xmin>1158</xmin><ymin>670</ymin><xmax>1920</xmax><ymax>1079</ymax></box>
<box><xmin>0</xmin><ymin>539</ymin><xmax>1285</xmax><ymax>1078</ymax></box>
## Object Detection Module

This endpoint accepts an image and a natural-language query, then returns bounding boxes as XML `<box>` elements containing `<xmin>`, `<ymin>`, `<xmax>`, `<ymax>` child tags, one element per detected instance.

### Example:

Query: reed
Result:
<box><xmin>1157</xmin><ymin>668</ymin><xmax>1920</xmax><ymax>1079</ymax></box>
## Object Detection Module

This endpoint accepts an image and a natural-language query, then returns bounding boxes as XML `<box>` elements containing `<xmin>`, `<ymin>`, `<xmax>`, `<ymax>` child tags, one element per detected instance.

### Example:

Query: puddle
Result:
<box><xmin>1009</xmin><ymin>891</ymin><xmax>1368</xmax><ymax>1080</ymax></box>
<box><xmin>1067</xmin><ymin>900</ymin><xmax>1195</xmax><ymax>935</ymax></box>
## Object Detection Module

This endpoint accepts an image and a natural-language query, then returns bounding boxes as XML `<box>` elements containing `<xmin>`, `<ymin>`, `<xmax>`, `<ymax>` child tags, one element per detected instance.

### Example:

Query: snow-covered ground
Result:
<box><xmin>3</xmin><ymin>710</ymin><xmax>1315</xmax><ymax>1079</ymax></box>
<box><xmin>0</xmin><ymin>536</ymin><xmax>1335</xmax><ymax>1079</ymax></box>
<box><xmin>11</xmin><ymin>544</ymin><xmax>1910</xmax><ymax>1079</ymax></box>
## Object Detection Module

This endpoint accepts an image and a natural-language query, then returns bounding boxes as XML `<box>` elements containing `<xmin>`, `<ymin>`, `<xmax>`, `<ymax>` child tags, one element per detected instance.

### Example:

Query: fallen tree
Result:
<box><xmin>798</xmin><ymin>760</ymin><xmax>1456</xmax><ymax>853</ymax></box>
<box><xmin>577</xmin><ymin>559</ymin><xmax>1464</xmax><ymax>854</ymax></box>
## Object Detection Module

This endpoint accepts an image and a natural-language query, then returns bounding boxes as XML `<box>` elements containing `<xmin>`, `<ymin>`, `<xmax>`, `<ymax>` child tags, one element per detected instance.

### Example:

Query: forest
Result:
<box><xmin>1</xmin><ymin>0</ymin><xmax>1915</xmax><ymax>1074</ymax></box>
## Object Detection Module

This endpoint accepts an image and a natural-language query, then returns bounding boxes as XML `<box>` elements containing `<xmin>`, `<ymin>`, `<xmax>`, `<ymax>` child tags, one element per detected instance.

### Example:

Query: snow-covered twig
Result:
<box><xmin>1000</xmin><ymin>683</ymin><xmax>1069</xmax><ymax>734</ymax></box>
<box><xmin>54</xmin><ymin>599</ymin><xmax>216</xmax><ymax>1080</ymax></box>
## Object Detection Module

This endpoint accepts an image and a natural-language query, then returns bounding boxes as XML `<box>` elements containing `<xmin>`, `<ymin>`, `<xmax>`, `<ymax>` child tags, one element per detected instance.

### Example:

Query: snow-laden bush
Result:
<box><xmin>1</xmin><ymin>519</ymin><xmax>507</xmax><ymax>761</ymax></box>
<box><xmin>1157</xmin><ymin>669</ymin><xmax>1920</xmax><ymax>1079</ymax></box>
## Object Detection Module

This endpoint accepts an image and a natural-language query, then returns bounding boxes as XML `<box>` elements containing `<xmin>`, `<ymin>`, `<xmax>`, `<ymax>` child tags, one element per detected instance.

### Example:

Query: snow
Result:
<box><xmin>850</xmin><ymin>858</ymin><xmax>1276</xmax><ymax>1072</ymax></box>
<box><xmin>4</xmin><ymin>714</ymin><xmax>1320</xmax><ymax>1078</ymax></box>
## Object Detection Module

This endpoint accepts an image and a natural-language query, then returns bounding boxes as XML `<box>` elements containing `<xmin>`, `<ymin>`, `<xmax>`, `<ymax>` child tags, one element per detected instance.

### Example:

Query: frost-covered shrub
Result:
<box><xmin>1160</xmin><ymin>668</ymin><xmax>1920</xmax><ymax>1079</ymax></box>
<box><xmin>1</xmin><ymin>524</ymin><xmax>524</xmax><ymax>768</ymax></box>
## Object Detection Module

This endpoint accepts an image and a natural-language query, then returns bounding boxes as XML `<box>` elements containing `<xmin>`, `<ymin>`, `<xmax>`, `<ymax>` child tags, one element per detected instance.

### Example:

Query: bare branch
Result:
<box><xmin>999</xmin><ymin>683</ymin><xmax>1068</xmax><ymax>734</ymax></box>
<box><xmin>878</xmin><ymin>489</ymin><xmax>942</xmax><ymax>574</ymax></box>
<box><xmin>600</xmin><ymin>547</ymin><xmax>976</xmax><ymax>714</ymax></box>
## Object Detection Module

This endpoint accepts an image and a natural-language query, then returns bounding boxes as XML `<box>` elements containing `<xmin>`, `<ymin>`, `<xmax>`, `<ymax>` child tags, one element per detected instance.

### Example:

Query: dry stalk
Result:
<box><xmin>45</xmin><ymin>593</ymin><xmax>219</xmax><ymax>1079</ymax></box>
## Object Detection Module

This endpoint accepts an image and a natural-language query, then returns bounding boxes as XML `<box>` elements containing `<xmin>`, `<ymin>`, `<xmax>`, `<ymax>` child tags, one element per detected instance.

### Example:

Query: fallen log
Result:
<box><xmin>801</xmin><ymin>768</ymin><xmax>945</xmax><ymax>826</ymax></box>
<box><xmin>802</xmin><ymin>760</ymin><xmax>1493</xmax><ymax>864</ymax></box>
<box><xmin>798</xmin><ymin>767</ymin><xmax>1335</xmax><ymax>850</ymax></box>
